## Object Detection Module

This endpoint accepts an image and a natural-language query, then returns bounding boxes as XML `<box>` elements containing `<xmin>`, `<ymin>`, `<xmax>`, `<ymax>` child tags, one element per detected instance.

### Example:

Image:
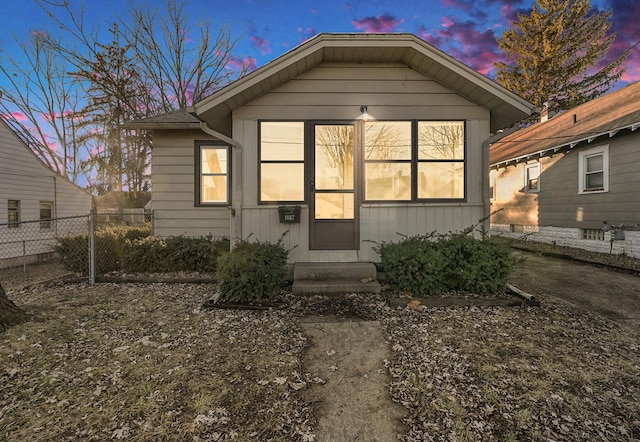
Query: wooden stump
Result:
<box><xmin>0</xmin><ymin>282</ymin><xmax>30</xmax><ymax>333</ymax></box>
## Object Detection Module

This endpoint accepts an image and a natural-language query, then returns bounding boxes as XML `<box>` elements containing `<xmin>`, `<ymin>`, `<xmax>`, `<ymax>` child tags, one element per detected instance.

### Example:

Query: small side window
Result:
<box><xmin>578</xmin><ymin>145</ymin><xmax>608</xmax><ymax>194</ymax></box>
<box><xmin>40</xmin><ymin>201</ymin><xmax>53</xmax><ymax>229</ymax></box>
<box><xmin>8</xmin><ymin>200</ymin><xmax>20</xmax><ymax>228</ymax></box>
<box><xmin>524</xmin><ymin>162</ymin><xmax>540</xmax><ymax>192</ymax></box>
<box><xmin>197</xmin><ymin>143</ymin><xmax>230</xmax><ymax>205</ymax></box>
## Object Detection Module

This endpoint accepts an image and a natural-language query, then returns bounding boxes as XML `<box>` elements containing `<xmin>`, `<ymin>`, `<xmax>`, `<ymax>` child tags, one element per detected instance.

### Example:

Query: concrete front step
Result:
<box><xmin>292</xmin><ymin>279</ymin><xmax>381</xmax><ymax>295</ymax></box>
<box><xmin>292</xmin><ymin>262</ymin><xmax>381</xmax><ymax>295</ymax></box>
<box><xmin>293</xmin><ymin>262</ymin><xmax>378</xmax><ymax>281</ymax></box>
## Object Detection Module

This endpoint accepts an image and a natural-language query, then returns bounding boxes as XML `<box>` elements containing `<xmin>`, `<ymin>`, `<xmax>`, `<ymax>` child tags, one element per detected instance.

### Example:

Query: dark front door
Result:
<box><xmin>309</xmin><ymin>123</ymin><xmax>359</xmax><ymax>250</ymax></box>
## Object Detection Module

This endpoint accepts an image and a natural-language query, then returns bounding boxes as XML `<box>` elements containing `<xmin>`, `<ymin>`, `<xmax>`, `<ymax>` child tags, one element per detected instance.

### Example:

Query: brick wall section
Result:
<box><xmin>491</xmin><ymin>224</ymin><xmax>640</xmax><ymax>259</ymax></box>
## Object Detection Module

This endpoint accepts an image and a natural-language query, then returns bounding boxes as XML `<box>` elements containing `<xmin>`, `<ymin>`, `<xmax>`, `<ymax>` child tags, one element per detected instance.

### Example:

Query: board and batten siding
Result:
<box><xmin>150</xmin><ymin>129</ymin><xmax>231</xmax><ymax>238</ymax></box>
<box><xmin>232</xmin><ymin>62</ymin><xmax>491</xmax><ymax>262</ymax></box>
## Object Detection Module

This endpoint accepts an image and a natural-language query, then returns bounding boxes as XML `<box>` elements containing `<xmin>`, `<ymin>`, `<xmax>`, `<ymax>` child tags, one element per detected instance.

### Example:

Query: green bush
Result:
<box><xmin>375</xmin><ymin>232</ymin><xmax>515</xmax><ymax>296</ymax></box>
<box><xmin>216</xmin><ymin>238</ymin><xmax>288</xmax><ymax>303</ymax></box>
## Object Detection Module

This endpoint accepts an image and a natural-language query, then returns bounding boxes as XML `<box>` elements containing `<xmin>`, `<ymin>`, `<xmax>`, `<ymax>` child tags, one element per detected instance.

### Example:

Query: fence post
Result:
<box><xmin>89</xmin><ymin>210</ymin><xmax>96</xmax><ymax>285</ymax></box>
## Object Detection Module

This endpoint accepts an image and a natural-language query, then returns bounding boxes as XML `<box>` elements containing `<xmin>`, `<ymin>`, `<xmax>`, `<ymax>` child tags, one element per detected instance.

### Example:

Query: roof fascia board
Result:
<box><xmin>491</xmin><ymin>120</ymin><xmax>640</xmax><ymax>168</ymax></box>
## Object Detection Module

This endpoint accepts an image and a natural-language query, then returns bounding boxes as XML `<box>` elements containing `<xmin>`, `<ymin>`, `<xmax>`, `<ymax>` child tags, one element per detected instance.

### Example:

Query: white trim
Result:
<box><xmin>578</xmin><ymin>145</ymin><xmax>609</xmax><ymax>194</ymax></box>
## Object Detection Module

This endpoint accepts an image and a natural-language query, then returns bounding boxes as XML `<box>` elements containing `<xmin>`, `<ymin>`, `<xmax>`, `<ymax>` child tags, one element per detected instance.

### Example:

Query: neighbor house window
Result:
<box><xmin>582</xmin><ymin>228</ymin><xmax>604</xmax><ymax>241</ymax></box>
<box><xmin>364</xmin><ymin>120</ymin><xmax>465</xmax><ymax>201</ymax></box>
<box><xmin>579</xmin><ymin>145</ymin><xmax>608</xmax><ymax>193</ymax></box>
<box><xmin>260</xmin><ymin>121</ymin><xmax>305</xmax><ymax>203</ymax></box>
<box><xmin>8</xmin><ymin>200</ymin><xmax>20</xmax><ymax>228</ymax></box>
<box><xmin>40</xmin><ymin>201</ymin><xmax>53</xmax><ymax>229</ymax></box>
<box><xmin>197</xmin><ymin>143</ymin><xmax>230</xmax><ymax>205</ymax></box>
<box><xmin>525</xmin><ymin>162</ymin><xmax>540</xmax><ymax>192</ymax></box>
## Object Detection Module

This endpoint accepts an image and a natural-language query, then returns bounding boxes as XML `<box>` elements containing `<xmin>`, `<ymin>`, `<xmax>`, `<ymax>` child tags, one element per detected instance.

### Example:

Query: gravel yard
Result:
<box><xmin>1</xmin><ymin>246</ymin><xmax>640</xmax><ymax>441</ymax></box>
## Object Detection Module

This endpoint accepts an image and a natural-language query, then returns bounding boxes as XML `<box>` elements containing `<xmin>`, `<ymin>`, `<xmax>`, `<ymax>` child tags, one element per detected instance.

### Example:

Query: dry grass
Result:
<box><xmin>1</xmin><ymin>278</ymin><xmax>639</xmax><ymax>441</ymax></box>
<box><xmin>1</xmin><ymin>282</ymin><xmax>315</xmax><ymax>441</ymax></box>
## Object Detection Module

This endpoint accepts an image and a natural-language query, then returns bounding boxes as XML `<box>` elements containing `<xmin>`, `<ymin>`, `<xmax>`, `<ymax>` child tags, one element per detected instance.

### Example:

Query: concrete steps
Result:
<box><xmin>292</xmin><ymin>262</ymin><xmax>381</xmax><ymax>295</ymax></box>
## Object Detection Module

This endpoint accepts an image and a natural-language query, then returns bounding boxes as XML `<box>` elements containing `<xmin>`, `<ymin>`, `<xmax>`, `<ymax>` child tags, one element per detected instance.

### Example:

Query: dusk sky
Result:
<box><xmin>1</xmin><ymin>0</ymin><xmax>640</xmax><ymax>93</ymax></box>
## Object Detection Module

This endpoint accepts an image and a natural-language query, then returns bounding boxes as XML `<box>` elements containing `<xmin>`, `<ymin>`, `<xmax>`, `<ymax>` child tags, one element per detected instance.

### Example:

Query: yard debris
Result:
<box><xmin>0</xmin><ymin>267</ymin><xmax>639</xmax><ymax>441</ymax></box>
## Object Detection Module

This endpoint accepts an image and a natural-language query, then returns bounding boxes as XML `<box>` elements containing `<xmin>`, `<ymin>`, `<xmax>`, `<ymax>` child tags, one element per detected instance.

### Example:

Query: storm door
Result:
<box><xmin>309</xmin><ymin>123</ymin><xmax>359</xmax><ymax>250</ymax></box>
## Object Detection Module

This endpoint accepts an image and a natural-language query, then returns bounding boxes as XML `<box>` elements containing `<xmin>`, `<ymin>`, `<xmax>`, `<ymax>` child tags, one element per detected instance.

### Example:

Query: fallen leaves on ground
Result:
<box><xmin>1</xmin><ymin>275</ymin><xmax>639</xmax><ymax>441</ymax></box>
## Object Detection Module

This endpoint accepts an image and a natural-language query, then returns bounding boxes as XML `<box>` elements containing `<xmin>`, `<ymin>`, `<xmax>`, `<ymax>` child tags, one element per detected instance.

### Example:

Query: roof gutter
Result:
<box><xmin>199</xmin><ymin>121</ymin><xmax>243</xmax><ymax>245</ymax></box>
<box><xmin>482</xmin><ymin>125</ymin><xmax>520</xmax><ymax>234</ymax></box>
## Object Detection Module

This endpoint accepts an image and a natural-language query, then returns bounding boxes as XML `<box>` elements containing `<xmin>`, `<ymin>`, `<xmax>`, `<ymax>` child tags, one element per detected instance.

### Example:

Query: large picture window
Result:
<box><xmin>197</xmin><ymin>144</ymin><xmax>230</xmax><ymax>205</ymax></box>
<box><xmin>364</xmin><ymin>120</ymin><xmax>465</xmax><ymax>201</ymax></box>
<box><xmin>260</xmin><ymin>122</ymin><xmax>305</xmax><ymax>203</ymax></box>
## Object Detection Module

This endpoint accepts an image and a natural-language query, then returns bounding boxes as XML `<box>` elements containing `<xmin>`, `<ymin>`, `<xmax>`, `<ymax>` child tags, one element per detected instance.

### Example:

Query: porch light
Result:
<box><xmin>360</xmin><ymin>105</ymin><xmax>370</xmax><ymax>120</ymax></box>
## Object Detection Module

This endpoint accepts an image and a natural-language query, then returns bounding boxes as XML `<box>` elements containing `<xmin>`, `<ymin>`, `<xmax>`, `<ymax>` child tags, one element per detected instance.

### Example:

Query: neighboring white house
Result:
<box><xmin>0</xmin><ymin>117</ymin><xmax>92</xmax><ymax>267</ymax></box>
<box><xmin>125</xmin><ymin>33</ymin><xmax>534</xmax><ymax>263</ymax></box>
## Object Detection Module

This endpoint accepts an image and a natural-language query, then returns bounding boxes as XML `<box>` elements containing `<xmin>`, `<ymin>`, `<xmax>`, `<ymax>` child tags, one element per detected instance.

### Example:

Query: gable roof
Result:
<box><xmin>195</xmin><ymin>33</ymin><xmax>534</xmax><ymax>133</ymax></box>
<box><xmin>490</xmin><ymin>81</ymin><xmax>640</xmax><ymax>167</ymax></box>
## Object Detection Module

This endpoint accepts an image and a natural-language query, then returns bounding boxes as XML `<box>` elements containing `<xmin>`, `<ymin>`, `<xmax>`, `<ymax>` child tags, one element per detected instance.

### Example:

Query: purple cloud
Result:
<box><xmin>352</xmin><ymin>14</ymin><xmax>404</xmax><ymax>33</ymax></box>
<box><xmin>227</xmin><ymin>56</ymin><xmax>257</xmax><ymax>72</ymax></box>
<box><xmin>250</xmin><ymin>35</ymin><xmax>272</xmax><ymax>56</ymax></box>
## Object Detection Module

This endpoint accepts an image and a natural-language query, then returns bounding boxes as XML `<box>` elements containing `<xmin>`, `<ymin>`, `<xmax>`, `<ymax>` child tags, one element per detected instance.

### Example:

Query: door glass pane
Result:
<box><xmin>261</xmin><ymin>163</ymin><xmax>305</xmax><ymax>201</ymax></box>
<box><xmin>315</xmin><ymin>193</ymin><xmax>354</xmax><ymax>219</ymax></box>
<box><xmin>315</xmin><ymin>125</ymin><xmax>354</xmax><ymax>190</ymax></box>
<box><xmin>365</xmin><ymin>163</ymin><xmax>411</xmax><ymax>200</ymax></box>
<box><xmin>418</xmin><ymin>162</ymin><xmax>464</xmax><ymax>199</ymax></box>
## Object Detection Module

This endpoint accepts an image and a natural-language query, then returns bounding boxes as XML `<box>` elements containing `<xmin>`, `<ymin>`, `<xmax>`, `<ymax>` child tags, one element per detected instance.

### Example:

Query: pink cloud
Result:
<box><xmin>40</xmin><ymin>111</ymin><xmax>61</xmax><ymax>122</ymax></box>
<box><xmin>297</xmin><ymin>27</ymin><xmax>317</xmax><ymax>41</ymax></box>
<box><xmin>226</xmin><ymin>56</ymin><xmax>257</xmax><ymax>72</ymax></box>
<box><xmin>250</xmin><ymin>35</ymin><xmax>272</xmax><ymax>55</ymax></box>
<box><xmin>2</xmin><ymin>111</ymin><xmax>28</xmax><ymax>122</ymax></box>
<box><xmin>352</xmin><ymin>14</ymin><xmax>404</xmax><ymax>33</ymax></box>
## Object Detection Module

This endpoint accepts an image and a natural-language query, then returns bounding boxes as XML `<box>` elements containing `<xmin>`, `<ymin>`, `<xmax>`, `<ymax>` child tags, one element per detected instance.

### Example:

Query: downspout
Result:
<box><xmin>199</xmin><ymin>121</ymin><xmax>243</xmax><ymax>245</ymax></box>
<box><xmin>481</xmin><ymin>125</ymin><xmax>519</xmax><ymax>235</ymax></box>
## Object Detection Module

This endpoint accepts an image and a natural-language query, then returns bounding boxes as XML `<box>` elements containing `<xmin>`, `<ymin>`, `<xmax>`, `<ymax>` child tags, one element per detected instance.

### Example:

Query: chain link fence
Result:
<box><xmin>0</xmin><ymin>210</ymin><xmax>152</xmax><ymax>290</ymax></box>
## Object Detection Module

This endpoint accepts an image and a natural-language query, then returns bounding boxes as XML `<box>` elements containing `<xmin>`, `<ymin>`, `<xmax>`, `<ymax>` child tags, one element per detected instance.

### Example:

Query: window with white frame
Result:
<box><xmin>197</xmin><ymin>143</ymin><xmax>230</xmax><ymax>205</ymax></box>
<box><xmin>8</xmin><ymin>200</ymin><xmax>20</xmax><ymax>228</ymax></box>
<box><xmin>524</xmin><ymin>162</ymin><xmax>540</xmax><ymax>192</ymax></box>
<box><xmin>578</xmin><ymin>145</ymin><xmax>608</xmax><ymax>193</ymax></box>
<box><xmin>40</xmin><ymin>201</ymin><xmax>53</xmax><ymax>229</ymax></box>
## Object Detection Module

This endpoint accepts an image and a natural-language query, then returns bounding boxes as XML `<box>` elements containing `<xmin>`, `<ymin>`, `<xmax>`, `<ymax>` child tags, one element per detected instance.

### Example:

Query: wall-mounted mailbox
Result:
<box><xmin>278</xmin><ymin>205</ymin><xmax>301</xmax><ymax>223</ymax></box>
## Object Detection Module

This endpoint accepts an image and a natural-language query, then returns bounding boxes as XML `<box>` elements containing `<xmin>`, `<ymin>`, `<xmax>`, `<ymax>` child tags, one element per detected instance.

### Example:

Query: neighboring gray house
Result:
<box><xmin>0</xmin><ymin>117</ymin><xmax>92</xmax><ymax>267</ymax></box>
<box><xmin>126</xmin><ymin>33</ymin><xmax>534</xmax><ymax>263</ymax></box>
<box><xmin>490</xmin><ymin>81</ymin><xmax>640</xmax><ymax>258</ymax></box>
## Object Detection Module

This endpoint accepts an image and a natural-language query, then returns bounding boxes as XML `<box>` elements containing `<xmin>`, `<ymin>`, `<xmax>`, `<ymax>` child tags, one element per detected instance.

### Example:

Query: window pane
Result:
<box><xmin>586</xmin><ymin>154</ymin><xmax>603</xmax><ymax>173</ymax></box>
<box><xmin>526</xmin><ymin>165</ymin><xmax>540</xmax><ymax>190</ymax></box>
<box><xmin>365</xmin><ymin>163</ymin><xmax>411</xmax><ymax>200</ymax></box>
<box><xmin>586</xmin><ymin>172</ymin><xmax>604</xmax><ymax>189</ymax></box>
<box><xmin>201</xmin><ymin>175</ymin><xmax>228</xmax><ymax>203</ymax></box>
<box><xmin>418</xmin><ymin>162</ymin><xmax>464</xmax><ymax>198</ymax></box>
<box><xmin>202</xmin><ymin>148</ymin><xmax>227</xmax><ymax>174</ymax></box>
<box><xmin>40</xmin><ymin>202</ymin><xmax>53</xmax><ymax>229</ymax></box>
<box><xmin>315</xmin><ymin>193</ymin><xmax>354</xmax><ymax>219</ymax></box>
<box><xmin>261</xmin><ymin>122</ymin><xmax>304</xmax><ymax>161</ymax></box>
<box><xmin>315</xmin><ymin>125</ymin><xmax>354</xmax><ymax>190</ymax></box>
<box><xmin>261</xmin><ymin>163</ymin><xmax>305</xmax><ymax>201</ymax></box>
<box><xmin>418</xmin><ymin>121</ymin><xmax>464</xmax><ymax>160</ymax></box>
<box><xmin>8</xmin><ymin>200</ymin><xmax>19</xmax><ymax>227</ymax></box>
<box><xmin>364</xmin><ymin>121</ymin><xmax>411</xmax><ymax>160</ymax></box>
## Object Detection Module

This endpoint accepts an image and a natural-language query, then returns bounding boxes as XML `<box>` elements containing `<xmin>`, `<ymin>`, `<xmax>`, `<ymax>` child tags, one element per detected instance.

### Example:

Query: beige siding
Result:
<box><xmin>150</xmin><ymin>129</ymin><xmax>231</xmax><ymax>238</ymax></box>
<box><xmin>233</xmin><ymin>62</ymin><xmax>491</xmax><ymax>261</ymax></box>
<box><xmin>492</xmin><ymin>131</ymin><xmax>640</xmax><ymax>231</ymax></box>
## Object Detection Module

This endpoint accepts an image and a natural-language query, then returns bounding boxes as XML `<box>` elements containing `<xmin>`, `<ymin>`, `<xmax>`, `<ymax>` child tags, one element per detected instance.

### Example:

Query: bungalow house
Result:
<box><xmin>0</xmin><ymin>117</ymin><xmax>92</xmax><ymax>267</ymax></box>
<box><xmin>490</xmin><ymin>81</ymin><xmax>640</xmax><ymax>258</ymax></box>
<box><xmin>125</xmin><ymin>33</ymin><xmax>534</xmax><ymax>269</ymax></box>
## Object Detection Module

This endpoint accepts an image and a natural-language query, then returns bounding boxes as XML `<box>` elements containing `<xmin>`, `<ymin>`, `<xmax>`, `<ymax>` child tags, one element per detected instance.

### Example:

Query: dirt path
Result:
<box><xmin>301</xmin><ymin>317</ymin><xmax>405</xmax><ymax>441</ymax></box>
<box><xmin>510</xmin><ymin>250</ymin><xmax>640</xmax><ymax>331</ymax></box>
